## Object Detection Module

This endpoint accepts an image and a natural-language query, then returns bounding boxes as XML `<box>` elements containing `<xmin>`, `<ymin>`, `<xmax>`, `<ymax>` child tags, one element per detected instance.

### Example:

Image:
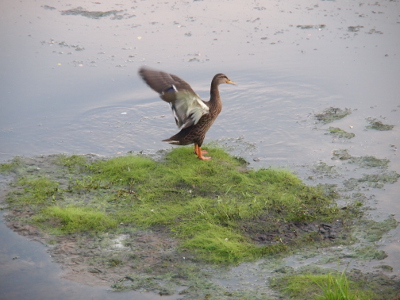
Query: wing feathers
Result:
<box><xmin>139</xmin><ymin>66</ymin><xmax>209</xmax><ymax>128</ymax></box>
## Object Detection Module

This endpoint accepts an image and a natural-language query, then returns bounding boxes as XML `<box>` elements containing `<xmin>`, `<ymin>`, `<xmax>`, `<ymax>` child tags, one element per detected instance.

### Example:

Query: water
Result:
<box><xmin>1</xmin><ymin>0</ymin><xmax>399</xmax><ymax>298</ymax></box>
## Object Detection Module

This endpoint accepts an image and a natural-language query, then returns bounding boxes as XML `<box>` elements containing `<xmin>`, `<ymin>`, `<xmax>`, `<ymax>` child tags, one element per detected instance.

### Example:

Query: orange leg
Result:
<box><xmin>194</xmin><ymin>144</ymin><xmax>211</xmax><ymax>160</ymax></box>
<box><xmin>194</xmin><ymin>144</ymin><xmax>208</xmax><ymax>154</ymax></box>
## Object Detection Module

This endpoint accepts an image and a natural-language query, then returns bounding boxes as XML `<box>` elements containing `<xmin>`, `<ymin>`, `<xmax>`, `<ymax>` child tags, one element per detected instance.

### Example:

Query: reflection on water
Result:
<box><xmin>1</xmin><ymin>0</ymin><xmax>400</xmax><ymax>298</ymax></box>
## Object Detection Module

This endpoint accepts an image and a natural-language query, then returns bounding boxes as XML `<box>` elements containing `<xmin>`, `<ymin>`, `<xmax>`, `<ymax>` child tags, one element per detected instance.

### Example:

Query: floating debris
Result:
<box><xmin>367</xmin><ymin>28</ymin><xmax>383</xmax><ymax>34</ymax></box>
<box><xmin>42</xmin><ymin>5</ymin><xmax>56</xmax><ymax>10</ymax></box>
<box><xmin>348</xmin><ymin>25</ymin><xmax>364</xmax><ymax>32</ymax></box>
<box><xmin>297</xmin><ymin>24</ymin><xmax>326</xmax><ymax>30</ymax></box>
<box><xmin>61</xmin><ymin>7</ymin><xmax>124</xmax><ymax>19</ymax></box>
<box><xmin>41</xmin><ymin>39</ymin><xmax>85</xmax><ymax>51</ymax></box>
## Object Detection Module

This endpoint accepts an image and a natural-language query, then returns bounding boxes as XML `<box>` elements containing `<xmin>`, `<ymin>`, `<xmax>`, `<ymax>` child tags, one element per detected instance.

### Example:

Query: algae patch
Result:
<box><xmin>353</xmin><ymin>216</ymin><xmax>398</xmax><ymax>243</ymax></box>
<box><xmin>366</xmin><ymin>117</ymin><xmax>394</xmax><ymax>131</ymax></box>
<box><xmin>330</xmin><ymin>150</ymin><xmax>398</xmax><ymax>190</ymax></box>
<box><xmin>332</xmin><ymin>149</ymin><xmax>390</xmax><ymax>169</ymax></box>
<box><xmin>344</xmin><ymin>171</ymin><xmax>400</xmax><ymax>189</ymax></box>
<box><xmin>315</xmin><ymin>107</ymin><xmax>351</xmax><ymax>124</ymax></box>
<box><xmin>325</xmin><ymin>127</ymin><xmax>355</xmax><ymax>139</ymax></box>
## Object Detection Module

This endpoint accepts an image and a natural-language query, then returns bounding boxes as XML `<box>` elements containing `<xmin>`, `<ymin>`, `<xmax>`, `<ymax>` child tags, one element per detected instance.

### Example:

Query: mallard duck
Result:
<box><xmin>138</xmin><ymin>66</ymin><xmax>236</xmax><ymax>160</ymax></box>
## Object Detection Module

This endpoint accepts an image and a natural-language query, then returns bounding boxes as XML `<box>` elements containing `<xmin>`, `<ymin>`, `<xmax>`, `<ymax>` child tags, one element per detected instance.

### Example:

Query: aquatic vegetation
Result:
<box><xmin>344</xmin><ymin>171</ymin><xmax>400</xmax><ymax>189</ymax></box>
<box><xmin>325</xmin><ymin>127</ymin><xmax>355</xmax><ymax>139</ymax></box>
<box><xmin>349</xmin><ymin>156</ymin><xmax>389</xmax><ymax>169</ymax></box>
<box><xmin>366</xmin><ymin>118</ymin><xmax>394</xmax><ymax>131</ymax></box>
<box><xmin>0</xmin><ymin>156</ymin><xmax>23</xmax><ymax>172</ymax></box>
<box><xmin>271</xmin><ymin>268</ymin><xmax>378</xmax><ymax>300</ymax></box>
<box><xmin>332</xmin><ymin>149</ymin><xmax>390</xmax><ymax>169</ymax></box>
<box><xmin>54</xmin><ymin>154</ymin><xmax>87</xmax><ymax>170</ymax></box>
<box><xmin>315</xmin><ymin>107</ymin><xmax>352</xmax><ymax>124</ymax></box>
<box><xmin>354</xmin><ymin>245</ymin><xmax>387</xmax><ymax>261</ymax></box>
<box><xmin>1</xmin><ymin>147</ymin><xmax>346</xmax><ymax>264</ymax></box>
<box><xmin>9</xmin><ymin>176</ymin><xmax>59</xmax><ymax>205</ymax></box>
<box><xmin>354</xmin><ymin>216</ymin><xmax>398</xmax><ymax>243</ymax></box>
<box><xmin>310</xmin><ymin>162</ymin><xmax>339</xmax><ymax>179</ymax></box>
<box><xmin>34</xmin><ymin>206</ymin><xmax>118</xmax><ymax>234</ymax></box>
<box><xmin>332</xmin><ymin>149</ymin><xmax>353</xmax><ymax>161</ymax></box>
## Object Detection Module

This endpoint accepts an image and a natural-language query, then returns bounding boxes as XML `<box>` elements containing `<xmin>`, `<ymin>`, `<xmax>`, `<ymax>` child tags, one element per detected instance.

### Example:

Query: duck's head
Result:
<box><xmin>213</xmin><ymin>73</ymin><xmax>236</xmax><ymax>85</ymax></box>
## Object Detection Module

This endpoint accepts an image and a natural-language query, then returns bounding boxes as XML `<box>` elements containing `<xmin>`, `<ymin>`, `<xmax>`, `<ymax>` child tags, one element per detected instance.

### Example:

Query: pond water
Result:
<box><xmin>1</xmin><ymin>0</ymin><xmax>399</xmax><ymax>298</ymax></box>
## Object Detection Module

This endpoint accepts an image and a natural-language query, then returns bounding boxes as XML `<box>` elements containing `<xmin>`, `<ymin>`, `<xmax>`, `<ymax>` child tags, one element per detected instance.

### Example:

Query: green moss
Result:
<box><xmin>35</xmin><ymin>206</ymin><xmax>117</xmax><ymax>234</ymax></box>
<box><xmin>3</xmin><ymin>147</ymin><xmax>347</xmax><ymax>263</ymax></box>
<box><xmin>9</xmin><ymin>176</ymin><xmax>59</xmax><ymax>205</ymax></box>
<box><xmin>90</xmin><ymin>155</ymin><xmax>158</xmax><ymax>186</ymax></box>
<box><xmin>179</xmin><ymin>222</ymin><xmax>263</xmax><ymax>263</ymax></box>
<box><xmin>271</xmin><ymin>270</ymin><xmax>377</xmax><ymax>300</ymax></box>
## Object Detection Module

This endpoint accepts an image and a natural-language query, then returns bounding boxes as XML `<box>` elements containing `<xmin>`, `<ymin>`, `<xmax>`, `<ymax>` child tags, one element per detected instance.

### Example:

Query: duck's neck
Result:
<box><xmin>209</xmin><ymin>81</ymin><xmax>221</xmax><ymax>107</ymax></box>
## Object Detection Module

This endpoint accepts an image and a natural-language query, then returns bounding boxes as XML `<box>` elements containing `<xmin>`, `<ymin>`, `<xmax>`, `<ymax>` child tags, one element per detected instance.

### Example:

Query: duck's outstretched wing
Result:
<box><xmin>139</xmin><ymin>66</ymin><xmax>209</xmax><ymax>129</ymax></box>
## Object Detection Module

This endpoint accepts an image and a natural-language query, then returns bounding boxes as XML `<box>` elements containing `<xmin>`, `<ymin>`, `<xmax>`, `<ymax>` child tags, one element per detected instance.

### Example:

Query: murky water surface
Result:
<box><xmin>1</xmin><ymin>0</ymin><xmax>399</xmax><ymax>298</ymax></box>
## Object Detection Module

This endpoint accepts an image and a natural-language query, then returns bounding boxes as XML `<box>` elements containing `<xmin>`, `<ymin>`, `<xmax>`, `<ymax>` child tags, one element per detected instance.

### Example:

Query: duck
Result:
<box><xmin>138</xmin><ymin>66</ymin><xmax>236</xmax><ymax>160</ymax></box>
